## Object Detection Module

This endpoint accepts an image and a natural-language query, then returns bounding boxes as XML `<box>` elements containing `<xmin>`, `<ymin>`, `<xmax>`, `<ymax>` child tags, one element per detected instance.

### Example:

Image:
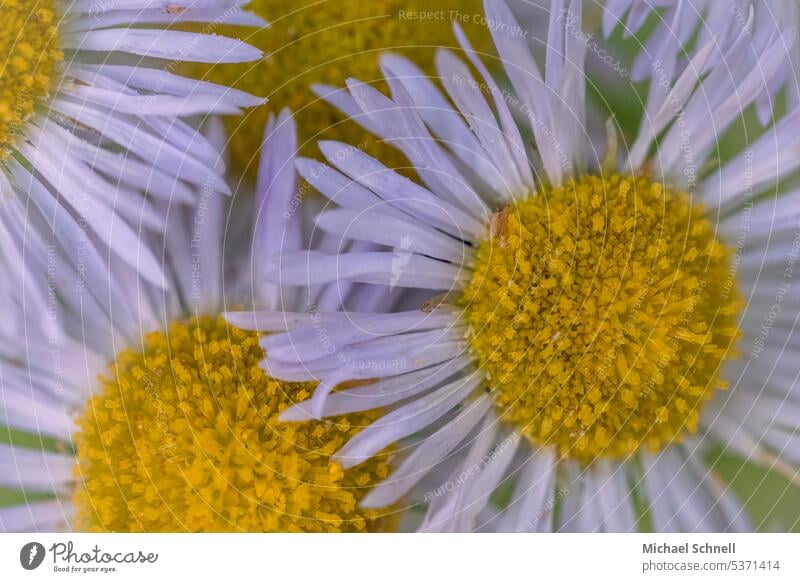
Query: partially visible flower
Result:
<box><xmin>0</xmin><ymin>114</ymin><xmax>398</xmax><ymax>533</ymax></box>
<box><xmin>185</xmin><ymin>0</ymin><xmax>497</xmax><ymax>177</ymax></box>
<box><xmin>0</xmin><ymin>0</ymin><xmax>264</xmax><ymax>293</ymax></box>
<box><xmin>243</xmin><ymin>0</ymin><xmax>800</xmax><ymax>531</ymax></box>
<box><xmin>602</xmin><ymin>0</ymin><xmax>800</xmax><ymax>123</ymax></box>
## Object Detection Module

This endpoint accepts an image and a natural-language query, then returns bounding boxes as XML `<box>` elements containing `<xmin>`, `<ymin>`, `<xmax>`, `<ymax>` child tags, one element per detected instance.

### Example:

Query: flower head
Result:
<box><xmin>0</xmin><ymin>0</ymin><xmax>264</xmax><ymax>291</ymax></box>
<box><xmin>248</xmin><ymin>0</ymin><xmax>800</xmax><ymax>531</ymax></box>
<box><xmin>0</xmin><ymin>115</ymin><xmax>397</xmax><ymax>532</ymax></box>
<box><xmin>185</xmin><ymin>0</ymin><xmax>494</xmax><ymax>177</ymax></box>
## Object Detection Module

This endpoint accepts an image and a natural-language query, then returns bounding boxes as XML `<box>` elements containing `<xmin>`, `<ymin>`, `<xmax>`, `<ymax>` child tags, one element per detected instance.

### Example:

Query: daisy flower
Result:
<box><xmin>0</xmin><ymin>114</ymin><xmax>400</xmax><ymax>533</ymax></box>
<box><xmin>0</xmin><ymin>0</ymin><xmax>264</xmax><ymax>288</ymax></box>
<box><xmin>248</xmin><ymin>0</ymin><xmax>800</xmax><ymax>531</ymax></box>
<box><xmin>602</xmin><ymin>0</ymin><xmax>800</xmax><ymax>124</ymax></box>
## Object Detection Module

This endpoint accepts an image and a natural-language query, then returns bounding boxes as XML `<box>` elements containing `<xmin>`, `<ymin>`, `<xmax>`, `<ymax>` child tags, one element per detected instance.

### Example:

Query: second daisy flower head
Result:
<box><xmin>0</xmin><ymin>116</ymin><xmax>401</xmax><ymax>533</ymax></box>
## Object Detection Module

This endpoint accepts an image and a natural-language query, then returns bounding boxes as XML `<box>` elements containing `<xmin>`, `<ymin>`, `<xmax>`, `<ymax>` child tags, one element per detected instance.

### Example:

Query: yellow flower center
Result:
<box><xmin>0</xmin><ymin>0</ymin><xmax>63</xmax><ymax>158</ymax></box>
<box><xmin>459</xmin><ymin>174</ymin><xmax>742</xmax><ymax>462</ymax></box>
<box><xmin>73</xmin><ymin>316</ymin><xmax>395</xmax><ymax>532</ymax></box>
<box><xmin>185</xmin><ymin>0</ymin><xmax>489</xmax><ymax>177</ymax></box>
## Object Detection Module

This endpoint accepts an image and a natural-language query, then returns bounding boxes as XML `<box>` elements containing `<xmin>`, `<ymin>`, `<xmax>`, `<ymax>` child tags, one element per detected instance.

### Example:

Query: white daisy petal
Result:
<box><xmin>49</xmin><ymin>99</ymin><xmax>230</xmax><ymax>195</ymax></box>
<box><xmin>70</xmin><ymin>8</ymin><xmax>266</xmax><ymax>31</ymax></box>
<box><xmin>643</xmin><ymin>446</ymin><xmax>750</xmax><ymax>532</ymax></box>
<box><xmin>225</xmin><ymin>310</ymin><xmax>351</xmax><ymax>332</ymax></box>
<box><xmin>262</xmin><ymin>250</ymin><xmax>467</xmax><ymax>290</ymax></box>
<box><xmin>139</xmin><ymin>116</ymin><xmax>227</xmax><ymax>175</ymax></box>
<box><xmin>0</xmin><ymin>445</ymin><xmax>74</xmax><ymax>494</ymax></box>
<box><xmin>40</xmin><ymin>120</ymin><xmax>195</xmax><ymax>204</ymax></box>
<box><xmin>0</xmin><ymin>0</ymin><xmax>262</xmax><ymax>297</ymax></box>
<box><xmin>436</xmin><ymin>48</ymin><xmax>526</xmax><ymax>198</ymax></box>
<box><xmin>421</xmin><ymin>412</ymin><xmax>501</xmax><ymax>532</ymax></box>
<box><xmin>379</xmin><ymin>53</ymin><xmax>498</xmax><ymax>193</ymax></box>
<box><xmin>660</xmin><ymin>28</ymin><xmax>796</xmax><ymax>179</ymax></box>
<box><xmin>16</xmin><ymin>139</ymin><xmax>167</xmax><ymax>289</ymax></box>
<box><xmin>63</xmin><ymin>83</ymin><xmax>242</xmax><ymax>116</ymax></box>
<box><xmin>560</xmin><ymin>462</ymin><xmax>637</xmax><ymax>532</ymax></box>
<box><xmin>0</xmin><ymin>500</ymin><xmax>74</xmax><ymax>533</ymax></box>
<box><xmin>454</xmin><ymin>24</ymin><xmax>535</xmax><ymax>194</ymax></box>
<box><xmin>253</xmin><ymin>110</ymin><xmax>302</xmax><ymax>310</ymax></box>
<box><xmin>79</xmin><ymin>65</ymin><xmax>264</xmax><ymax>108</ymax></box>
<box><xmin>70</xmin><ymin>0</ymin><xmax>254</xmax><ymax>11</ymax></box>
<box><xmin>626</xmin><ymin>37</ymin><xmax>717</xmax><ymax>171</ymax></box>
<box><xmin>602</xmin><ymin>0</ymin><xmax>635</xmax><ymax>37</ymax></box>
<box><xmin>706</xmin><ymin>110</ymin><xmax>800</xmax><ymax>208</ymax></box>
<box><xmin>594</xmin><ymin>464</ymin><xmax>638</xmax><ymax>532</ymax></box>
<box><xmin>8</xmin><ymin>161</ymin><xmax>144</xmax><ymax>323</ymax></box>
<box><xmin>312</xmin><ymin>83</ymin><xmax>377</xmax><ymax>134</ymax></box>
<box><xmin>360</xmin><ymin>394</ymin><xmax>494</xmax><ymax>508</ymax></box>
<box><xmin>483</xmin><ymin>0</ymin><xmax>566</xmax><ymax>184</ymax></box>
<box><xmin>280</xmin><ymin>357</ymin><xmax>472</xmax><ymax>420</ymax></box>
<box><xmin>347</xmin><ymin>78</ymin><xmax>491</xmax><ymax>218</ymax></box>
<box><xmin>335</xmin><ymin>373</ymin><xmax>483</xmax><ymax>468</ymax></box>
<box><xmin>297</xmin><ymin>157</ymin><xmax>400</xmax><ymax>220</ymax></box>
<box><xmin>263</xmin><ymin>310</ymin><xmax>456</xmax><ymax>363</ymax></box>
<box><xmin>318</xmin><ymin>140</ymin><xmax>485</xmax><ymax>238</ymax></box>
<box><xmin>62</xmin><ymin>29</ymin><xmax>262</xmax><ymax>63</ymax></box>
<box><xmin>0</xmin><ymin>383</ymin><xmax>76</xmax><ymax>440</ymax></box>
<box><xmin>495</xmin><ymin>448</ymin><xmax>557</xmax><ymax>533</ymax></box>
<box><xmin>429</xmin><ymin>426</ymin><xmax>519</xmax><ymax>532</ymax></box>
<box><xmin>315</xmin><ymin>208</ymin><xmax>470</xmax><ymax>263</ymax></box>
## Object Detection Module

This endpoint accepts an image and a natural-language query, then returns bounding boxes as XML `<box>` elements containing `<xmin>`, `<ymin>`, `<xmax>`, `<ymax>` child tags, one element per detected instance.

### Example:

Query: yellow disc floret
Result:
<box><xmin>73</xmin><ymin>316</ymin><xmax>394</xmax><ymax>532</ymax></box>
<box><xmin>460</xmin><ymin>174</ymin><xmax>742</xmax><ymax>462</ymax></box>
<box><xmin>0</xmin><ymin>0</ymin><xmax>63</xmax><ymax>158</ymax></box>
<box><xmin>185</xmin><ymin>0</ymin><xmax>489</xmax><ymax>177</ymax></box>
